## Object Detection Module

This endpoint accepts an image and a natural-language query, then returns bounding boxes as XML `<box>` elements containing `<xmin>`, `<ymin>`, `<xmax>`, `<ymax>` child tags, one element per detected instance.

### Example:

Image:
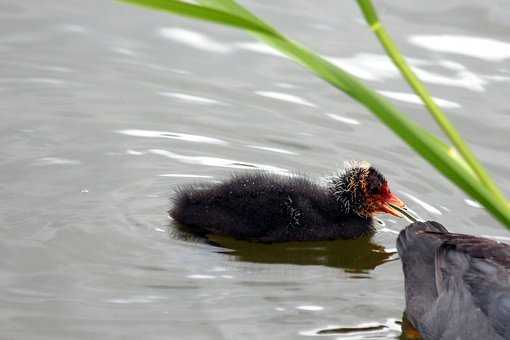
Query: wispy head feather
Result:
<box><xmin>330</xmin><ymin>161</ymin><xmax>386</xmax><ymax>218</ymax></box>
<box><xmin>343</xmin><ymin>160</ymin><xmax>371</xmax><ymax>170</ymax></box>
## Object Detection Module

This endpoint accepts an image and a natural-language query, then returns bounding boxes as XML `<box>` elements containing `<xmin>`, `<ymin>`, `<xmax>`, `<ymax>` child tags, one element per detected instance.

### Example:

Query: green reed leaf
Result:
<box><xmin>119</xmin><ymin>0</ymin><xmax>281</xmax><ymax>38</ymax></box>
<box><xmin>356</xmin><ymin>0</ymin><xmax>508</xmax><ymax>206</ymax></box>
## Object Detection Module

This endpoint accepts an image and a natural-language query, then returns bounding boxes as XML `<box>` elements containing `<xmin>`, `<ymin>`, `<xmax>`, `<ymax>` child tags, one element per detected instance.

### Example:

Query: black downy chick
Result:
<box><xmin>170</xmin><ymin>162</ymin><xmax>405</xmax><ymax>242</ymax></box>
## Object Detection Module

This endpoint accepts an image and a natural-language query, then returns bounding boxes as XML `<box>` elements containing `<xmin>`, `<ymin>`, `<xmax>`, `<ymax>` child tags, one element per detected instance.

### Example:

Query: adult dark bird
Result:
<box><xmin>397</xmin><ymin>221</ymin><xmax>510</xmax><ymax>340</ymax></box>
<box><xmin>169</xmin><ymin>162</ymin><xmax>405</xmax><ymax>242</ymax></box>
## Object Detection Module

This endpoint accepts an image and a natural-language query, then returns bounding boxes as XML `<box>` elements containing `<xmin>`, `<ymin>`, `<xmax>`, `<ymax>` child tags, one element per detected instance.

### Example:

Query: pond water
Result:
<box><xmin>2</xmin><ymin>0</ymin><xmax>510</xmax><ymax>339</ymax></box>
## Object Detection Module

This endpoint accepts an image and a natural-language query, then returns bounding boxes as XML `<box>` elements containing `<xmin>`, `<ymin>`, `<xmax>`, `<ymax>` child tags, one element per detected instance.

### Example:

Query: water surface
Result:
<box><xmin>1</xmin><ymin>1</ymin><xmax>510</xmax><ymax>339</ymax></box>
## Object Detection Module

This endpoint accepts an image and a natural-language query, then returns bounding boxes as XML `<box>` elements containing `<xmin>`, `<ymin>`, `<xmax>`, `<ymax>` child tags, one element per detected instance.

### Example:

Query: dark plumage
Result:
<box><xmin>169</xmin><ymin>163</ymin><xmax>405</xmax><ymax>242</ymax></box>
<box><xmin>397</xmin><ymin>221</ymin><xmax>510</xmax><ymax>340</ymax></box>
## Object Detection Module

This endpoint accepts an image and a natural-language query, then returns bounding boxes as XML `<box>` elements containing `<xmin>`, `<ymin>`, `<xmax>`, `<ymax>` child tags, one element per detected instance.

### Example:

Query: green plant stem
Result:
<box><xmin>120</xmin><ymin>0</ymin><xmax>281</xmax><ymax>37</ymax></box>
<box><xmin>356</xmin><ymin>0</ymin><xmax>508</xmax><ymax>205</ymax></box>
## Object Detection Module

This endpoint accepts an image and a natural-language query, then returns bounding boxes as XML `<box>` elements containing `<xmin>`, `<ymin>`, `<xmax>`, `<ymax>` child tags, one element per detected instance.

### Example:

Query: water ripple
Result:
<box><xmin>327</xmin><ymin>53</ymin><xmax>491</xmax><ymax>92</ymax></box>
<box><xmin>464</xmin><ymin>198</ymin><xmax>482</xmax><ymax>208</ymax></box>
<box><xmin>400</xmin><ymin>192</ymin><xmax>442</xmax><ymax>216</ymax></box>
<box><xmin>300</xmin><ymin>318</ymin><xmax>401</xmax><ymax>338</ymax></box>
<box><xmin>117</xmin><ymin>129</ymin><xmax>227</xmax><ymax>145</ymax></box>
<box><xmin>58</xmin><ymin>24</ymin><xmax>87</xmax><ymax>34</ymax></box>
<box><xmin>187</xmin><ymin>274</ymin><xmax>216</xmax><ymax>280</ymax></box>
<box><xmin>326</xmin><ymin>53</ymin><xmax>400</xmax><ymax>81</ymax></box>
<box><xmin>255</xmin><ymin>91</ymin><xmax>316</xmax><ymax>107</ymax></box>
<box><xmin>158</xmin><ymin>27</ymin><xmax>231</xmax><ymax>53</ymax></box>
<box><xmin>186</xmin><ymin>274</ymin><xmax>233</xmax><ymax>280</ymax></box>
<box><xmin>296</xmin><ymin>305</ymin><xmax>324</xmax><ymax>311</ymax></box>
<box><xmin>112</xmin><ymin>47</ymin><xmax>136</xmax><ymax>56</ymax></box>
<box><xmin>126</xmin><ymin>149</ymin><xmax>143</xmax><ymax>156</ymax></box>
<box><xmin>410</xmin><ymin>35</ymin><xmax>510</xmax><ymax>61</ymax></box>
<box><xmin>378</xmin><ymin>90</ymin><xmax>461</xmax><ymax>109</ymax></box>
<box><xmin>159</xmin><ymin>174</ymin><xmax>213</xmax><ymax>179</ymax></box>
<box><xmin>246</xmin><ymin>145</ymin><xmax>297</xmax><ymax>155</ymax></box>
<box><xmin>33</xmin><ymin>157</ymin><xmax>81</xmax><ymax>166</ymax></box>
<box><xmin>234</xmin><ymin>41</ymin><xmax>287</xmax><ymax>58</ymax></box>
<box><xmin>156</xmin><ymin>28</ymin><xmax>501</xmax><ymax>93</ymax></box>
<box><xmin>158</xmin><ymin>91</ymin><xmax>226</xmax><ymax>105</ymax></box>
<box><xmin>326</xmin><ymin>113</ymin><xmax>361</xmax><ymax>125</ymax></box>
<box><xmin>0</xmin><ymin>77</ymin><xmax>67</xmax><ymax>86</ymax></box>
<box><xmin>107</xmin><ymin>295</ymin><xmax>166</xmax><ymax>304</ymax></box>
<box><xmin>149</xmin><ymin>149</ymin><xmax>288</xmax><ymax>172</ymax></box>
<box><xmin>157</xmin><ymin>27</ymin><xmax>290</xmax><ymax>58</ymax></box>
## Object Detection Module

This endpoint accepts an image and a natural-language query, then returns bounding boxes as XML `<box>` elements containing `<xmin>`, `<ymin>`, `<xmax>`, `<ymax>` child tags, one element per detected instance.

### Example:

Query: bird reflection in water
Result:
<box><xmin>172</xmin><ymin>222</ymin><xmax>396</xmax><ymax>272</ymax></box>
<box><xmin>208</xmin><ymin>235</ymin><xmax>396</xmax><ymax>272</ymax></box>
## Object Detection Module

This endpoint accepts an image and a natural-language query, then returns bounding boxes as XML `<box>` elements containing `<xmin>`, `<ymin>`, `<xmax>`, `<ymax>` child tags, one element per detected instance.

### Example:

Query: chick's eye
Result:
<box><xmin>368</xmin><ymin>182</ymin><xmax>382</xmax><ymax>195</ymax></box>
<box><xmin>370</xmin><ymin>186</ymin><xmax>381</xmax><ymax>195</ymax></box>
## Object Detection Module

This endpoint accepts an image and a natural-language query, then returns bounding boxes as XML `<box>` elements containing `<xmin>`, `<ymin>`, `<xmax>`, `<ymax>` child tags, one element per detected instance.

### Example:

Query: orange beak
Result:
<box><xmin>377</xmin><ymin>192</ymin><xmax>406</xmax><ymax>217</ymax></box>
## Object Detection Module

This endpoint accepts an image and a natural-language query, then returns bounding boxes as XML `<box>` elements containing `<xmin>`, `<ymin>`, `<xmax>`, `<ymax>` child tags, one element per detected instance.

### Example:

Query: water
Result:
<box><xmin>1</xmin><ymin>1</ymin><xmax>510</xmax><ymax>339</ymax></box>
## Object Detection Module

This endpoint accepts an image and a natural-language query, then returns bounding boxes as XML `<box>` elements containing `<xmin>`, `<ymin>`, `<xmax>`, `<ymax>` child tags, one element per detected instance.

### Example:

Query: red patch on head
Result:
<box><xmin>380</xmin><ymin>182</ymin><xmax>391</xmax><ymax>199</ymax></box>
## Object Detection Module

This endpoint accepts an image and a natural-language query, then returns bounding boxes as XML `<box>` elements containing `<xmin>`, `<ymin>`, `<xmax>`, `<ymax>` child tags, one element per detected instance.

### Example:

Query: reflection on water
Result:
<box><xmin>160</xmin><ymin>27</ymin><xmax>287</xmax><ymax>57</ymax></box>
<box><xmin>377</xmin><ymin>90</ymin><xmax>461</xmax><ymax>109</ymax></box>
<box><xmin>149</xmin><ymin>148</ymin><xmax>289</xmax><ymax>172</ymax></box>
<box><xmin>33</xmin><ymin>157</ymin><xmax>81</xmax><ymax>166</ymax></box>
<box><xmin>301</xmin><ymin>318</ymin><xmax>402</xmax><ymax>338</ymax></box>
<box><xmin>158</xmin><ymin>91</ymin><xmax>228</xmax><ymax>105</ymax></box>
<box><xmin>326</xmin><ymin>113</ymin><xmax>361</xmax><ymax>126</ymax></box>
<box><xmin>464</xmin><ymin>198</ymin><xmax>482</xmax><ymax>208</ymax></box>
<box><xmin>117</xmin><ymin>129</ymin><xmax>228</xmax><ymax>145</ymax></box>
<box><xmin>301</xmin><ymin>316</ymin><xmax>422</xmax><ymax>339</ymax></box>
<box><xmin>159</xmin><ymin>27</ymin><xmax>232</xmax><ymax>54</ymax></box>
<box><xmin>410</xmin><ymin>35</ymin><xmax>510</xmax><ymax>61</ymax></box>
<box><xmin>195</xmin><ymin>233</ymin><xmax>396</xmax><ymax>272</ymax></box>
<box><xmin>327</xmin><ymin>52</ymin><xmax>502</xmax><ymax>92</ymax></box>
<box><xmin>234</xmin><ymin>41</ymin><xmax>287</xmax><ymax>58</ymax></box>
<box><xmin>246</xmin><ymin>144</ymin><xmax>298</xmax><ymax>155</ymax></box>
<box><xmin>158</xmin><ymin>26</ymin><xmax>508</xmax><ymax>93</ymax></box>
<box><xmin>159</xmin><ymin>173</ymin><xmax>214</xmax><ymax>179</ymax></box>
<box><xmin>255</xmin><ymin>91</ymin><xmax>317</xmax><ymax>107</ymax></box>
<box><xmin>399</xmin><ymin>192</ymin><xmax>442</xmax><ymax>216</ymax></box>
